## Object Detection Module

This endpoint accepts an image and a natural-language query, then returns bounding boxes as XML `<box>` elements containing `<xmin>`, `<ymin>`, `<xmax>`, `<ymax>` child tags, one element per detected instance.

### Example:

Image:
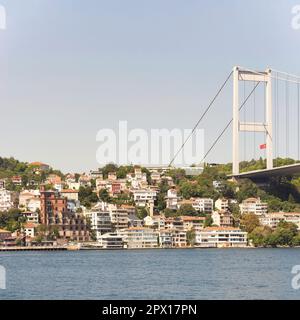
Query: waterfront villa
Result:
<box><xmin>195</xmin><ymin>227</ymin><xmax>248</xmax><ymax>248</ymax></box>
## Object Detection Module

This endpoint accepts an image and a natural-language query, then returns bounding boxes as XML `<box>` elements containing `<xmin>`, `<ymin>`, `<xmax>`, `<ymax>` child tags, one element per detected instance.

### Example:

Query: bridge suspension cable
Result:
<box><xmin>199</xmin><ymin>81</ymin><xmax>261</xmax><ymax>164</ymax></box>
<box><xmin>168</xmin><ymin>70</ymin><xmax>233</xmax><ymax>167</ymax></box>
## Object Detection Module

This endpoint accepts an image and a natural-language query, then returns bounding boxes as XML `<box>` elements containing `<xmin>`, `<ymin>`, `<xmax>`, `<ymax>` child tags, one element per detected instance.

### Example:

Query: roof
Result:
<box><xmin>61</xmin><ymin>189</ymin><xmax>79</xmax><ymax>193</ymax></box>
<box><xmin>181</xmin><ymin>216</ymin><xmax>206</xmax><ymax>221</ymax></box>
<box><xmin>203</xmin><ymin>227</ymin><xmax>242</xmax><ymax>232</ymax></box>
<box><xmin>24</xmin><ymin>223</ymin><xmax>38</xmax><ymax>229</ymax></box>
<box><xmin>265</xmin><ymin>212</ymin><xmax>300</xmax><ymax>216</ymax></box>
<box><xmin>0</xmin><ymin>228</ymin><xmax>10</xmax><ymax>233</ymax></box>
<box><xmin>30</xmin><ymin>162</ymin><xmax>49</xmax><ymax>167</ymax></box>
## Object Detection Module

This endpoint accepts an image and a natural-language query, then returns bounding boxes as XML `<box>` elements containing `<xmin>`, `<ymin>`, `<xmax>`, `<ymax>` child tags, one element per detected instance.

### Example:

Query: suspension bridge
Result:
<box><xmin>170</xmin><ymin>66</ymin><xmax>300</xmax><ymax>183</ymax></box>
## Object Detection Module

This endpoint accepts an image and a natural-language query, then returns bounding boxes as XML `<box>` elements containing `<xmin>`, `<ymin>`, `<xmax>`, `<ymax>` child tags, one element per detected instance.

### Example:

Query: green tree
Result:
<box><xmin>186</xmin><ymin>229</ymin><xmax>196</xmax><ymax>246</ymax></box>
<box><xmin>178</xmin><ymin>204</ymin><xmax>197</xmax><ymax>216</ymax></box>
<box><xmin>240</xmin><ymin>213</ymin><xmax>260</xmax><ymax>233</ymax></box>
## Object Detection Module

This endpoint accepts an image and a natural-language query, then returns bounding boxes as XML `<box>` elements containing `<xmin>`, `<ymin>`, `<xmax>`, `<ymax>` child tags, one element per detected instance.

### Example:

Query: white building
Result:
<box><xmin>215</xmin><ymin>198</ymin><xmax>229</xmax><ymax>211</ymax></box>
<box><xmin>195</xmin><ymin>227</ymin><xmax>247</xmax><ymax>248</ymax></box>
<box><xmin>85</xmin><ymin>202</ymin><xmax>129</xmax><ymax>241</ymax></box>
<box><xmin>165</xmin><ymin>189</ymin><xmax>179</xmax><ymax>210</ymax></box>
<box><xmin>85</xmin><ymin>202</ymin><xmax>112</xmax><ymax>240</ymax></box>
<box><xmin>132</xmin><ymin>189</ymin><xmax>157</xmax><ymax>207</ymax></box>
<box><xmin>121</xmin><ymin>227</ymin><xmax>158</xmax><ymax>249</ymax></box>
<box><xmin>211</xmin><ymin>210</ymin><xmax>234</xmax><ymax>227</ymax></box>
<box><xmin>144</xmin><ymin>215</ymin><xmax>165</xmax><ymax>229</ymax></box>
<box><xmin>239</xmin><ymin>197</ymin><xmax>268</xmax><ymax>216</ymax></box>
<box><xmin>259</xmin><ymin>212</ymin><xmax>300</xmax><ymax>230</ymax></box>
<box><xmin>0</xmin><ymin>189</ymin><xmax>15</xmax><ymax>211</ymax></box>
<box><xmin>23</xmin><ymin>211</ymin><xmax>39</xmax><ymax>224</ymax></box>
<box><xmin>109</xmin><ymin>205</ymin><xmax>129</xmax><ymax>230</ymax></box>
<box><xmin>193</xmin><ymin>198</ymin><xmax>214</xmax><ymax>213</ymax></box>
<box><xmin>98</xmin><ymin>233</ymin><xmax>124</xmax><ymax>249</ymax></box>
<box><xmin>19</xmin><ymin>189</ymin><xmax>41</xmax><ymax>212</ymax></box>
<box><xmin>22</xmin><ymin>223</ymin><xmax>38</xmax><ymax>238</ymax></box>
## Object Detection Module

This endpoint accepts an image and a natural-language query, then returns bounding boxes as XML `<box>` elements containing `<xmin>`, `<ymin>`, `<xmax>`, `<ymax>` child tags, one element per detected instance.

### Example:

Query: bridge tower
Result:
<box><xmin>232</xmin><ymin>66</ymin><xmax>273</xmax><ymax>175</ymax></box>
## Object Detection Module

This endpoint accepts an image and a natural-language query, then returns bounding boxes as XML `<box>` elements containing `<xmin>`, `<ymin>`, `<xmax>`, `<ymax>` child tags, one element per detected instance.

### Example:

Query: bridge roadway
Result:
<box><xmin>229</xmin><ymin>163</ymin><xmax>300</xmax><ymax>182</ymax></box>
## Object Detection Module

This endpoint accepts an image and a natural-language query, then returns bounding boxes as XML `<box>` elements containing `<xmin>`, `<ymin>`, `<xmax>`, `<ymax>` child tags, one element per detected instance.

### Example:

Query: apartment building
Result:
<box><xmin>212</xmin><ymin>210</ymin><xmax>234</xmax><ymax>227</ymax></box>
<box><xmin>85</xmin><ymin>202</ymin><xmax>112</xmax><ymax>239</ymax></box>
<box><xmin>40</xmin><ymin>186</ymin><xmax>90</xmax><ymax>241</ymax></box>
<box><xmin>98</xmin><ymin>232</ymin><xmax>124</xmax><ymax>249</ymax></box>
<box><xmin>19</xmin><ymin>190</ymin><xmax>41</xmax><ymax>212</ymax></box>
<box><xmin>195</xmin><ymin>227</ymin><xmax>248</xmax><ymax>248</ymax></box>
<box><xmin>165</xmin><ymin>188</ymin><xmax>179</xmax><ymax>210</ymax></box>
<box><xmin>193</xmin><ymin>198</ymin><xmax>214</xmax><ymax>214</ymax></box>
<box><xmin>240</xmin><ymin>197</ymin><xmax>268</xmax><ymax>216</ymax></box>
<box><xmin>181</xmin><ymin>216</ymin><xmax>206</xmax><ymax>231</ymax></box>
<box><xmin>132</xmin><ymin>189</ymin><xmax>157</xmax><ymax>207</ymax></box>
<box><xmin>121</xmin><ymin>227</ymin><xmax>158</xmax><ymax>249</ymax></box>
<box><xmin>109</xmin><ymin>205</ymin><xmax>129</xmax><ymax>230</ymax></box>
<box><xmin>0</xmin><ymin>189</ymin><xmax>16</xmax><ymax>211</ymax></box>
<box><xmin>259</xmin><ymin>212</ymin><xmax>300</xmax><ymax>230</ymax></box>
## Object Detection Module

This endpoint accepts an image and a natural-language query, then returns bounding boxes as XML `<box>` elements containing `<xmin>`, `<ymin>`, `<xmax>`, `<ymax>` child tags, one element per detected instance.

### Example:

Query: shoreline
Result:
<box><xmin>0</xmin><ymin>245</ymin><xmax>299</xmax><ymax>252</ymax></box>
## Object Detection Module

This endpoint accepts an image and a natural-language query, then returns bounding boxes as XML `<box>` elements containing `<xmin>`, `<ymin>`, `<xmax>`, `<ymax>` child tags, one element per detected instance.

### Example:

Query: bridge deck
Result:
<box><xmin>229</xmin><ymin>163</ymin><xmax>300</xmax><ymax>180</ymax></box>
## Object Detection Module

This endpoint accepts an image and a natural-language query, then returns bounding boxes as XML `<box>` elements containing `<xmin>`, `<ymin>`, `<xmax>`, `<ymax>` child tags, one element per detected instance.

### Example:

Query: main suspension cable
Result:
<box><xmin>200</xmin><ymin>81</ymin><xmax>261</xmax><ymax>164</ymax></box>
<box><xmin>168</xmin><ymin>70</ymin><xmax>233</xmax><ymax>167</ymax></box>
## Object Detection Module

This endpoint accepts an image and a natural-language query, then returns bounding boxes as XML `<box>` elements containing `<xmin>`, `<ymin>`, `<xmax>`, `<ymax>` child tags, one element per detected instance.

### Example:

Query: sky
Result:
<box><xmin>0</xmin><ymin>0</ymin><xmax>300</xmax><ymax>172</ymax></box>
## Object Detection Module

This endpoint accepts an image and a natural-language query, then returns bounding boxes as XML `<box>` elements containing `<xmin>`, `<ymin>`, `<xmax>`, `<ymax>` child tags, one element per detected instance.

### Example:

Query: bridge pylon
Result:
<box><xmin>232</xmin><ymin>66</ymin><xmax>273</xmax><ymax>175</ymax></box>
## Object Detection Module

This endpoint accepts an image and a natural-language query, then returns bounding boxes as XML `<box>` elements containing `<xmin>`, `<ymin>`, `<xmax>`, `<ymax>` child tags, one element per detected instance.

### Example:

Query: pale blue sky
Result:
<box><xmin>0</xmin><ymin>0</ymin><xmax>299</xmax><ymax>172</ymax></box>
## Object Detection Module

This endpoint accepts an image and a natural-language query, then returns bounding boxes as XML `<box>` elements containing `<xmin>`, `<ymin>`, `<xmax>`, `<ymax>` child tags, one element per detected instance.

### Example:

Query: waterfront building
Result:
<box><xmin>40</xmin><ymin>186</ymin><xmax>90</xmax><ymax>241</ymax></box>
<box><xmin>0</xmin><ymin>229</ymin><xmax>12</xmax><ymax>241</ymax></box>
<box><xmin>121</xmin><ymin>227</ymin><xmax>159</xmax><ymax>249</ymax></box>
<box><xmin>109</xmin><ymin>205</ymin><xmax>129</xmax><ymax>230</ymax></box>
<box><xmin>98</xmin><ymin>232</ymin><xmax>124</xmax><ymax>249</ymax></box>
<box><xmin>159</xmin><ymin>230</ymin><xmax>173</xmax><ymax>248</ymax></box>
<box><xmin>158</xmin><ymin>229</ymin><xmax>187</xmax><ymax>248</ymax></box>
<box><xmin>85</xmin><ymin>202</ymin><xmax>112</xmax><ymax>239</ymax></box>
<box><xmin>171</xmin><ymin>229</ymin><xmax>187</xmax><ymax>247</ymax></box>
<box><xmin>239</xmin><ymin>197</ymin><xmax>268</xmax><ymax>216</ymax></box>
<box><xmin>22</xmin><ymin>222</ymin><xmax>38</xmax><ymax>238</ymax></box>
<box><xmin>195</xmin><ymin>227</ymin><xmax>248</xmax><ymax>248</ymax></box>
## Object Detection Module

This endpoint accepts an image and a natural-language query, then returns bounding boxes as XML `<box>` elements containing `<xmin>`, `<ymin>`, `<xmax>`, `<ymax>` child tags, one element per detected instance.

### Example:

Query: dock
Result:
<box><xmin>0</xmin><ymin>246</ymin><xmax>68</xmax><ymax>252</ymax></box>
